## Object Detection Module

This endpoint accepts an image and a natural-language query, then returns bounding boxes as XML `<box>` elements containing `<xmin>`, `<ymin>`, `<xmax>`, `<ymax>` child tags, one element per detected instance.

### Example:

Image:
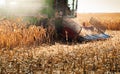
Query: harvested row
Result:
<box><xmin>0</xmin><ymin>31</ymin><xmax>120</xmax><ymax>74</ymax></box>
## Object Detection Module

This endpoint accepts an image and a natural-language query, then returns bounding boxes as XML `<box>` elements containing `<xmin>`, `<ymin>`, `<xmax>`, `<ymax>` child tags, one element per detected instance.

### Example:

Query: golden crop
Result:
<box><xmin>0</xmin><ymin>31</ymin><xmax>119</xmax><ymax>74</ymax></box>
<box><xmin>75</xmin><ymin>13</ymin><xmax>120</xmax><ymax>30</ymax></box>
<box><xmin>0</xmin><ymin>18</ymin><xmax>46</xmax><ymax>49</ymax></box>
<box><xmin>0</xmin><ymin>14</ymin><xmax>120</xmax><ymax>74</ymax></box>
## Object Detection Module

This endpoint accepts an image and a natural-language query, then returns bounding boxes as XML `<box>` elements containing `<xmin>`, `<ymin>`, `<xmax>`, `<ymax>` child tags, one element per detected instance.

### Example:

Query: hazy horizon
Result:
<box><xmin>78</xmin><ymin>0</ymin><xmax>120</xmax><ymax>13</ymax></box>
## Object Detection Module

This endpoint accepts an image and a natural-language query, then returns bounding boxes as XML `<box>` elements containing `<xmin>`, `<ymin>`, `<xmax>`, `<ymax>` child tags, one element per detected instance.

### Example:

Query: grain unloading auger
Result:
<box><xmin>52</xmin><ymin>0</ymin><xmax>110</xmax><ymax>41</ymax></box>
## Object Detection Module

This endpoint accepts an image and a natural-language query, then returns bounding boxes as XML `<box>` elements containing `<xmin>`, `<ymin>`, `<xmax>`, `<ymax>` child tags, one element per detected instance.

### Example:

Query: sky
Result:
<box><xmin>0</xmin><ymin>0</ymin><xmax>5</xmax><ymax>6</ymax></box>
<box><xmin>0</xmin><ymin>0</ymin><xmax>120</xmax><ymax>13</ymax></box>
<box><xmin>78</xmin><ymin>0</ymin><xmax>120</xmax><ymax>13</ymax></box>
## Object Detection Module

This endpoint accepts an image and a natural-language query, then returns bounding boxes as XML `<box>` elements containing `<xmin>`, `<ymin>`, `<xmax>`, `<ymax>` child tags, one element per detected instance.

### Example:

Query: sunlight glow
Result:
<box><xmin>9</xmin><ymin>1</ymin><xmax>17</xmax><ymax>6</ymax></box>
<box><xmin>0</xmin><ymin>0</ymin><xmax>5</xmax><ymax>6</ymax></box>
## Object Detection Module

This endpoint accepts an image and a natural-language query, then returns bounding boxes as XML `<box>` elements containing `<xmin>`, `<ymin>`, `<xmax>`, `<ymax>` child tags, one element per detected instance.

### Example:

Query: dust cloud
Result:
<box><xmin>0</xmin><ymin>0</ymin><xmax>45</xmax><ymax>16</ymax></box>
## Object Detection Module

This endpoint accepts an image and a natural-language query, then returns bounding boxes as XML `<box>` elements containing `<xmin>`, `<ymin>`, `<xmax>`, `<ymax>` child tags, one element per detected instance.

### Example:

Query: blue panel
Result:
<box><xmin>84</xmin><ymin>33</ymin><xmax>110</xmax><ymax>40</ymax></box>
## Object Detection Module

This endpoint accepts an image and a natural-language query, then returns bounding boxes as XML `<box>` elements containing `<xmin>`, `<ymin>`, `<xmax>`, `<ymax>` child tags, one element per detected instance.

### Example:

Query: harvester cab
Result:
<box><xmin>54</xmin><ymin>0</ymin><xmax>78</xmax><ymax>18</ymax></box>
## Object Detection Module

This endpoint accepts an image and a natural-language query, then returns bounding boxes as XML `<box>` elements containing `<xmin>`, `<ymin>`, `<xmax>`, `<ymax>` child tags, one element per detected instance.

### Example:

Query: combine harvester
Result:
<box><xmin>52</xmin><ymin>0</ymin><xmax>110</xmax><ymax>41</ymax></box>
<box><xmin>1</xmin><ymin>0</ymin><xmax>110</xmax><ymax>41</ymax></box>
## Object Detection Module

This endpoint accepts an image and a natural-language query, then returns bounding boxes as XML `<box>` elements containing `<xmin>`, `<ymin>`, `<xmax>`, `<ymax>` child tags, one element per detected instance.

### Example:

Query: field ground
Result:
<box><xmin>0</xmin><ymin>30</ymin><xmax>120</xmax><ymax>73</ymax></box>
<box><xmin>0</xmin><ymin>13</ymin><xmax>120</xmax><ymax>73</ymax></box>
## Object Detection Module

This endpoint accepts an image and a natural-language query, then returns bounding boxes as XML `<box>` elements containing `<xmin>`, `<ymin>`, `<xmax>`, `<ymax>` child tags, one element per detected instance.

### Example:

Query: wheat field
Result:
<box><xmin>0</xmin><ymin>14</ymin><xmax>120</xmax><ymax>74</ymax></box>
<box><xmin>74</xmin><ymin>13</ymin><xmax>120</xmax><ymax>30</ymax></box>
<box><xmin>0</xmin><ymin>18</ymin><xmax>48</xmax><ymax>49</ymax></box>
